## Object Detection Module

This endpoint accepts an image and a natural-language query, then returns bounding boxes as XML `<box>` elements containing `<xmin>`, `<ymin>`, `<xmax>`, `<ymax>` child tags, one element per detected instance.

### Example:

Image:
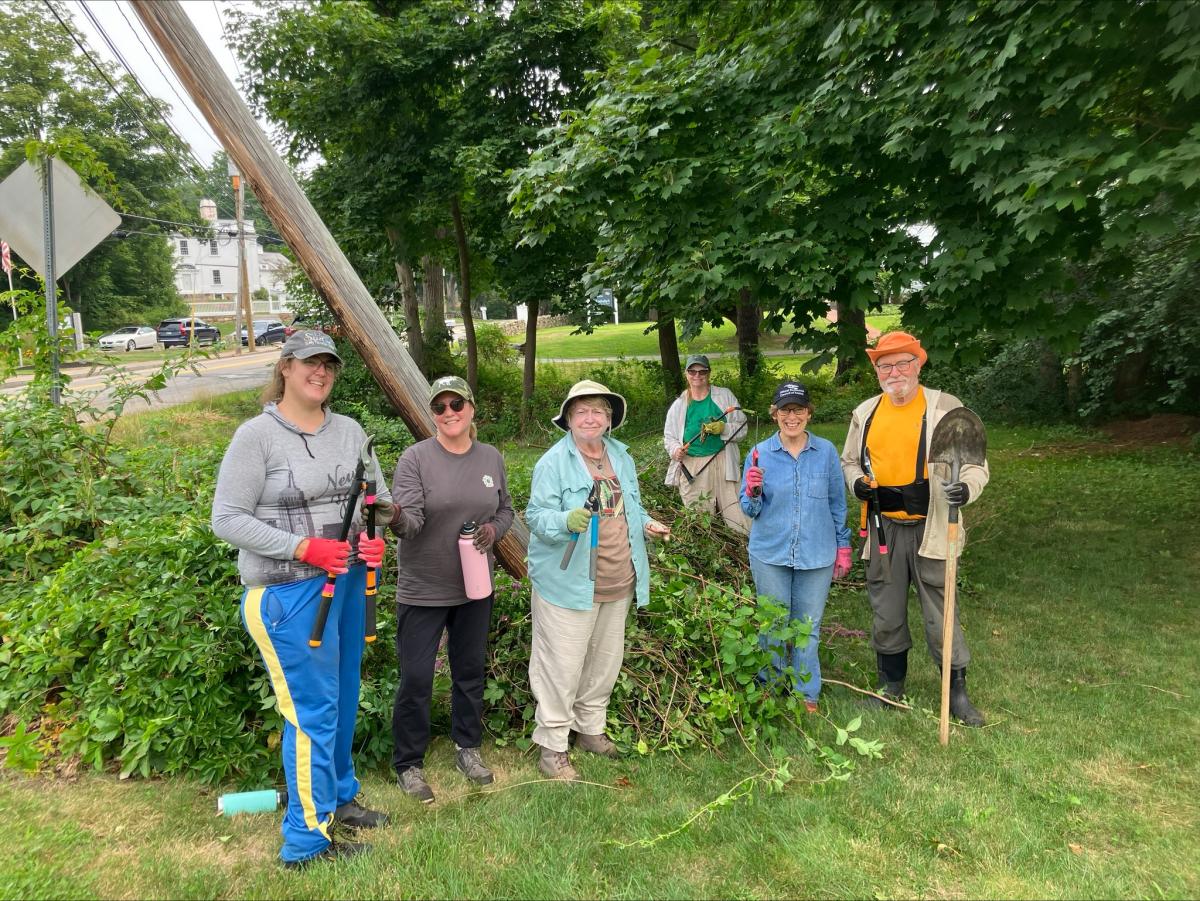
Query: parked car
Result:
<box><xmin>283</xmin><ymin>316</ymin><xmax>339</xmax><ymax>338</ymax></box>
<box><xmin>157</xmin><ymin>318</ymin><xmax>221</xmax><ymax>348</ymax></box>
<box><xmin>237</xmin><ymin>319</ymin><xmax>287</xmax><ymax>346</ymax></box>
<box><xmin>98</xmin><ymin>326</ymin><xmax>157</xmax><ymax>352</ymax></box>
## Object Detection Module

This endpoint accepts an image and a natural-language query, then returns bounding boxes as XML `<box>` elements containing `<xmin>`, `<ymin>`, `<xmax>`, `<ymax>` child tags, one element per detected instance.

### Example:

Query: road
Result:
<box><xmin>0</xmin><ymin>347</ymin><xmax>283</xmax><ymax>413</ymax></box>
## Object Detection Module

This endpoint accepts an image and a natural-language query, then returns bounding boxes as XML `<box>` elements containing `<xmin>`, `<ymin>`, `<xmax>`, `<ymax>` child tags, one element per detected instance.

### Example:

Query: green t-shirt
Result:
<box><xmin>684</xmin><ymin>394</ymin><xmax>724</xmax><ymax>457</ymax></box>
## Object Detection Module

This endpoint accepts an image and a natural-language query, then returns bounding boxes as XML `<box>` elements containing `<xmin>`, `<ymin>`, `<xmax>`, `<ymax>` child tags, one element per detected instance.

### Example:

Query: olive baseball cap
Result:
<box><xmin>685</xmin><ymin>353</ymin><xmax>711</xmax><ymax>371</ymax></box>
<box><xmin>428</xmin><ymin>374</ymin><xmax>474</xmax><ymax>404</ymax></box>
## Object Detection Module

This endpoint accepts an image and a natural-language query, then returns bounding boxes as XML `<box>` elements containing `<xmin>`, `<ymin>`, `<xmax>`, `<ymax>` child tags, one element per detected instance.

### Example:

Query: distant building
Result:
<box><xmin>170</xmin><ymin>200</ymin><xmax>295</xmax><ymax>318</ymax></box>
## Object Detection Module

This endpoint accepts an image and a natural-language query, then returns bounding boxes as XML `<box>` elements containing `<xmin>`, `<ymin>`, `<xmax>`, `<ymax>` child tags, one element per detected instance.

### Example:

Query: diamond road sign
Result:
<box><xmin>0</xmin><ymin>157</ymin><xmax>121</xmax><ymax>278</ymax></box>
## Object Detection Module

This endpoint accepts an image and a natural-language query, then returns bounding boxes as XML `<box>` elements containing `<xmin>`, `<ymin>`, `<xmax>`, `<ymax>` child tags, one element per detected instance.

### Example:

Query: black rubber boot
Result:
<box><xmin>865</xmin><ymin>652</ymin><xmax>907</xmax><ymax>709</ymax></box>
<box><xmin>949</xmin><ymin>667</ymin><xmax>985</xmax><ymax>727</ymax></box>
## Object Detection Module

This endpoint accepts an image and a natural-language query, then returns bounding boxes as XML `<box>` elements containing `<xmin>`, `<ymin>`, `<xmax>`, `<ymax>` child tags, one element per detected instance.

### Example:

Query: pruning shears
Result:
<box><xmin>678</xmin><ymin>405</ymin><xmax>743</xmax><ymax>484</ymax></box>
<box><xmin>309</xmin><ymin>435</ymin><xmax>373</xmax><ymax>648</ymax></box>
<box><xmin>861</xmin><ymin>446</ymin><xmax>891</xmax><ymax>584</ymax></box>
<box><xmin>560</xmin><ymin>482</ymin><xmax>599</xmax><ymax>572</ymax></box>
<box><xmin>361</xmin><ymin>439</ymin><xmax>379</xmax><ymax>644</ymax></box>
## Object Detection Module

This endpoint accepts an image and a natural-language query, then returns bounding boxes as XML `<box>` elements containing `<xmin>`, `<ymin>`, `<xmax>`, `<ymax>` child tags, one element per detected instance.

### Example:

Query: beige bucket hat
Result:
<box><xmin>552</xmin><ymin>379</ymin><xmax>627</xmax><ymax>432</ymax></box>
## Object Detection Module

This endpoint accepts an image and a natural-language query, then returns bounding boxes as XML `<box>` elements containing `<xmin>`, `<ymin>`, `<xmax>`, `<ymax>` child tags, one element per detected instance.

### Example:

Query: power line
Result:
<box><xmin>114</xmin><ymin>0</ymin><xmax>219</xmax><ymax>143</ymax></box>
<box><xmin>212</xmin><ymin>0</ymin><xmax>247</xmax><ymax>85</ymax></box>
<box><xmin>42</xmin><ymin>0</ymin><xmax>200</xmax><ymax>179</ymax></box>
<box><xmin>44</xmin><ymin>0</ymin><xmax>203</xmax><ymax>183</ymax></box>
<box><xmin>75</xmin><ymin>0</ymin><xmax>208</xmax><ymax>176</ymax></box>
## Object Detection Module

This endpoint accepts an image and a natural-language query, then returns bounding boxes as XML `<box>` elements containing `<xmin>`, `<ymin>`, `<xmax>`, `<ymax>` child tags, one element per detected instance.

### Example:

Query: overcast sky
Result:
<box><xmin>66</xmin><ymin>0</ymin><xmax>262</xmax><ymax>167</ymax></box>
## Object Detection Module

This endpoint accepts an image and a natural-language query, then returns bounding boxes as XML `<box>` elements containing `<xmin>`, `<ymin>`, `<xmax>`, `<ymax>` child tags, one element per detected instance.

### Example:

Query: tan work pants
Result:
<box><xmin>529</xmin><ymin>588</ymin><xmax>632</xmax><ymax>753</ymax></box>
<box><xmin>678</xmin><ymin>454</ymin><xmax>751</xmax><ymax>535</ymax></box>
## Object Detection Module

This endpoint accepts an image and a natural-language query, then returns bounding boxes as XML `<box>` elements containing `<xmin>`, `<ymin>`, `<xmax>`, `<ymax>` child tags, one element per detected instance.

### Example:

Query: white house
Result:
<box><xmin>170</xmin><ymin>200</ymin><xmax>296</xmax><ymax>318</ymax></box>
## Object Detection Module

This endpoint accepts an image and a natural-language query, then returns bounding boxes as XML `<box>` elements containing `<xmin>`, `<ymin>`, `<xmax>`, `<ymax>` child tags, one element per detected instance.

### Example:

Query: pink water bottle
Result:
<box><xmin>457</xmin><ymin>521</ymin><xmax>493</xmax><ymax>600</ymax></box>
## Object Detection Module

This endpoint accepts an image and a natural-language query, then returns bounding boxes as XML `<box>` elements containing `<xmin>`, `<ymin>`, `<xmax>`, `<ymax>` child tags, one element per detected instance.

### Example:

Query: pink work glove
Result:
<box><xmin>833</xmin><ymin>546</ymin><xmax>853</xmax><ymax>580</ymax></box>
<box><xmin>473</xmin><ymin>522</ymin><xmax>497</xmax><ymax>552</ymax></box>
<box><xmin>745</xmin><ymin>448</ymin><xmax>763</xmax><ymax>498</ymax></box>
<box><xmin>357</xmin><ymin>532</ymin><xmax>386</xmax><ymax>569</ymax></box>
<box><xmin>300</xmin><ymin>537</ymin><xmax>351</xmax><ymax>574</ymax></box>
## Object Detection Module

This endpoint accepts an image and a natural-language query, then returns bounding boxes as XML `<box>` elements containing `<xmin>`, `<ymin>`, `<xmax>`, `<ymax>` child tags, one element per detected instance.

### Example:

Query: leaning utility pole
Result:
<box><xmin>131</xmin><ymin>0</ymin><xmax>529</xmax><ymax>576</ymax></box>
<box><xmin>232</xmin><ymin>167</ymin><xmax>256</xmax><ymax>351</ymax></box>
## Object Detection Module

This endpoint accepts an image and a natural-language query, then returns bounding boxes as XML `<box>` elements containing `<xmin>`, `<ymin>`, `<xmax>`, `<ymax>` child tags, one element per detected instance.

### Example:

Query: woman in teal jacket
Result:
<box><xmin>526</xmin><ymin>380</ymin><xmax>670</xmax><ymax>781</ymax></box>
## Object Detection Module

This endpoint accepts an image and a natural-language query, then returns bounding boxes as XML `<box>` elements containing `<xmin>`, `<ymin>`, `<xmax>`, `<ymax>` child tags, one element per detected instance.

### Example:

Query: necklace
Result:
<box><xmin>580</xmin><ymin>450</ymin><xmax>607</xmax><ymax>472</ymax></box>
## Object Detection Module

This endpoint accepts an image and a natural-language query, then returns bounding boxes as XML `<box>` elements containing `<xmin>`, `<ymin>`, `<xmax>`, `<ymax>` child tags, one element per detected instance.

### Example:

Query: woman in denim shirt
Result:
<box><xmin>740</xmin><ymin>380</ymin><xmax>852</xmax><ymax>712</ymax></box>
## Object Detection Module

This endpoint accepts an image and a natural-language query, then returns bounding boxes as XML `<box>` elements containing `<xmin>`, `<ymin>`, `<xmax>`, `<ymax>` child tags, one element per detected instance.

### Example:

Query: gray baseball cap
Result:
<box><xmin>685</xmin><ymin>353</ymin><xmax>711</xmax><ymax>371</ymax></box>
<box><xmin>281</xmin><ymin>330</ymin><xmax>342</xmax><ymax>363</ymax></box>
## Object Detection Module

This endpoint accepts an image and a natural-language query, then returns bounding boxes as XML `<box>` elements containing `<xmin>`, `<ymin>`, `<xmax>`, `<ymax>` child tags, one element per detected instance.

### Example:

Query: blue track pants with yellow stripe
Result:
<box><xmin>241</xmin><ymin>566</ymin><xmax>366</xmax><ymax>864</ymax></box>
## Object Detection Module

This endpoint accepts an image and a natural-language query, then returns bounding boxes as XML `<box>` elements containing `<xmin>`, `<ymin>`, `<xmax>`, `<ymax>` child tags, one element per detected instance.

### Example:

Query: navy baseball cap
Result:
<box><xmin>772</xmin><ymin>380</ymin><xmax>811</xmax><ymax>408</ymax></box>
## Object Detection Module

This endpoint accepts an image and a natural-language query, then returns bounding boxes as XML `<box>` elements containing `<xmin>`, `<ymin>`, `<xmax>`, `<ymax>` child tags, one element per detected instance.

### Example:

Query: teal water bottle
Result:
<box><xmin>216</xmin><ymin>788</ymin><xmax>287</xmax><ymax>816</ymax></box>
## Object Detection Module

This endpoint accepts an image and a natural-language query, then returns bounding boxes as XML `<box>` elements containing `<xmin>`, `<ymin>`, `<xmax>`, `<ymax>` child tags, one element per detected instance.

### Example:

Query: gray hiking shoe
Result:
<box><xmin>397</xmin><ymin>766</ymin><xmax>435</xmax><ymax>804</ymax></box>
<box><xmin>455</xmin><ymin>746</ymin><xmax>494</xmax><ymax>785</ymax></box>
<box><xmin>537</xmin><ymin>745</ymin><xmax>579</xmax><ymax>781</ymax></box>
<box><xmin>573</xmin><ymin>731</ymin><xmax>618</xmax><ymax>757</ymax></box>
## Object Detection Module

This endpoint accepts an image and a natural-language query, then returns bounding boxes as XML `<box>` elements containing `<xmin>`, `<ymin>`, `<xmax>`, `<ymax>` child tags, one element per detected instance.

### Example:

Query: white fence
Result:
<box><xmin>187</xmin><ymin>297</ymin><xmax>293</xmax><ymax>318</ymax></box>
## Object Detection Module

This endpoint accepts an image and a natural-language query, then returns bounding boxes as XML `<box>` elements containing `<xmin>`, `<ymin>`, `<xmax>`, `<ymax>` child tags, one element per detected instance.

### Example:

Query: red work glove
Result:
<box><xmin>357</xmin><ymin>532</ymin><xmax>385</xmax><ymax>569</ymax></box>
<box><xmin>745</xmin><ymin>466</ymin><xmax>763</xmax><ymax>498</ymax></box>
<box><xmin>473</xmin><ymin>522</ymin><xmax>497</xmax><ymax>552</ymax></box>
<box><xmin>833</xmin><ymin>546</ymin><xmax>853</xmax><ymax>580</ymax></box>
<box><xmin>300</xmin><ymin>537</ymin><xmax>351</xmax><ymax>574</ymax></box>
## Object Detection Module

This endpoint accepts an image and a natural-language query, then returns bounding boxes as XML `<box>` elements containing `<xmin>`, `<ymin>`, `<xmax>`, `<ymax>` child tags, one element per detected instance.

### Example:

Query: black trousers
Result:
<box><xmin>391</xmin><ymin>596</ymin><xmax>493</xmax><ymax>774</ymax></box>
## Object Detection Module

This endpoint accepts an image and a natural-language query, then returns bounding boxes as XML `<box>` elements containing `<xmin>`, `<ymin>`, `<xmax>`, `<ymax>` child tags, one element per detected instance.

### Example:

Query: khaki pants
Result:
<box><xmin>529</xmin><ymin>587</ymin><xmax>631</xmax><ymax>753</ymax></box>
<box><xmin>678</xmin><ymin>454</ymin><xmax>751</xmax><ymax>535</ymax></box>
<box><xmin>866</xmin><ymin>517</ymin><xmax>971</xmax><ymax>668</ymax></box>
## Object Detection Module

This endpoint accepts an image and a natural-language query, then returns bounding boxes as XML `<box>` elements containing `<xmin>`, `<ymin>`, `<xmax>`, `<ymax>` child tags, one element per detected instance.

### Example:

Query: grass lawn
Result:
<box><xmin>1</xmin><ymin>398</ymin><xmax>1197</xmax><ymax>899</ymax></box>
<box><xmin>533</xmin><ymin>308</ymin><xmax>901</xmax><ymax>360</ymax></box>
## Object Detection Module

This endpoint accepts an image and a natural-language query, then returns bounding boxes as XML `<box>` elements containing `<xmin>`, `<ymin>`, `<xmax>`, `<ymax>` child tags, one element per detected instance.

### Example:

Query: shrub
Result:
<box><xmin>1</xmin><ymin>392</ymin><xmax>825</xmax><ymax>783</ymax></box>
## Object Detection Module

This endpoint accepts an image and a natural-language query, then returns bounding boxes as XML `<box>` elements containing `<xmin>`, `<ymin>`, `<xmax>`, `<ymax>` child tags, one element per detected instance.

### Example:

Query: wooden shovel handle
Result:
<box><xmin>939</xmin><ymin>522</ymin><xmax>959</xmax><ymax>746</ymax></box>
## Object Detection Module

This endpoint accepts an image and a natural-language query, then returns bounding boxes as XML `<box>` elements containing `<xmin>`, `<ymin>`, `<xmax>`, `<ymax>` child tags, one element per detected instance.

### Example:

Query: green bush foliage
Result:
<box><xmin>0</xmin><ymin>382</ymin><xmax>832</xmax><ymax>785</ymax></box>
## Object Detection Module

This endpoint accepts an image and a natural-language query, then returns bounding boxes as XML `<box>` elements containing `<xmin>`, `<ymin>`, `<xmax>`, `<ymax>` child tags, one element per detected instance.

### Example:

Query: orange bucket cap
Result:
<box><xmin>865</xmin><ymin>331</ymin><xmax>928</xmax><ymax>366</ymax></box>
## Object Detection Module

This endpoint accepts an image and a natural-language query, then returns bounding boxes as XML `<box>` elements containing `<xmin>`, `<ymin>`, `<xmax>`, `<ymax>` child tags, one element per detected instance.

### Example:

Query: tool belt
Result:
<box><xmin>874</xmin><ymin>481</ymin><xmax>930</xmax><ymax>516</ymax></box>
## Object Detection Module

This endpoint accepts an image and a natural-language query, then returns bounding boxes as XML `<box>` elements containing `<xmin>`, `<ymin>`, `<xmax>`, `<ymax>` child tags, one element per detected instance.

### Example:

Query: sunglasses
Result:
<box><xmin>430</xmin><ymin>396</ymin><xmax>467</xmax><ymax>415</ymax></box>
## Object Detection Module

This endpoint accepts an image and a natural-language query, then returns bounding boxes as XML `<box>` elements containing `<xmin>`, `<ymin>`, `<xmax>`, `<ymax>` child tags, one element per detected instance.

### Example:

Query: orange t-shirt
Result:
<box><xmin>865</xmin><ymin>392</ymin><xmax>927</xmax><ymax>522</ymax></box>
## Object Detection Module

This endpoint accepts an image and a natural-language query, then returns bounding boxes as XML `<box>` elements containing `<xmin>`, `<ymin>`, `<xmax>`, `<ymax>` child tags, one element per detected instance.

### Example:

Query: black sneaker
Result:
<box><xmin>334</xmin><ymin>797</ymin><xmax>390</xmax><ymax>830</ymax></box>
<box><xmin>398</xmin><ymin>766</ymin><xmax>435</xmax><ymax>804</ymax></box>
<box><xmin>281</xmin><ymin>839</ymin><xmax>371</xmax><ymax>870</ymax></box>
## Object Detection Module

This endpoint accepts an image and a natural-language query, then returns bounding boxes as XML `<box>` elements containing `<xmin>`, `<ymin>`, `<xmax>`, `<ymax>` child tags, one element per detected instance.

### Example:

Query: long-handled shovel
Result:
<box><xmin>928</xmin><ymin>407</ymin><xmax>987</xmax><ymax>745</ymax></box>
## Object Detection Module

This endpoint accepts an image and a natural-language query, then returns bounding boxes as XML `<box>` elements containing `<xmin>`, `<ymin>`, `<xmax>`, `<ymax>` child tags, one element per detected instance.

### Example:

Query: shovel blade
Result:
<box><xmin>928</xmin><ymin>407</ymin><xmax>987</xmax><ymax>469</ymax></box>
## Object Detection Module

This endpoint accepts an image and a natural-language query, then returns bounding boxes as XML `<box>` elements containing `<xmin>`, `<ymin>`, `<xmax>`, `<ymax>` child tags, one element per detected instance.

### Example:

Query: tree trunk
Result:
<box><xmin>386</xmin><ymin>226</ymin><xmax>423</xmax><ymax>371</ymax></box>
<box><xmin>736</xmin><ymin>288</ymin><xmax>761</xmax><ymax>379</ymax></box>
<box><xmin>834</xmin><ymin>297</ymin><xmax>867</xmax><ymax>381</ymax></box>
<box><xmin>421</xmin><ymin>255</ymin><xmax>450</xmax><ymax>371</ymax></box>
<box><xmin>450</xmin><ymin>195</ymin><xmax>478</xmax><ymax>390</ymax></box>
<box><xmin>521</xmin><ymin>296</ymin><xmax>539</xmax><ymax>431</ymax></box>
<box><xmin>655</xmin><ymin>310</ymin><xmax>684</xmax><ymax>398</ymax></box>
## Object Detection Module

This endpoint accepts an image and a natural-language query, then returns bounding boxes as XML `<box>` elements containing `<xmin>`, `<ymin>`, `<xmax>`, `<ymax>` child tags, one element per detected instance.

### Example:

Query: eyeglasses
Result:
<box><xmin>777</xmin><ymin>406</ymin><xmax>809</xmax><ymax>420</ymax></box>
<box><xmin>874</xmin><ymin>356</ymin><xmax>919</xmax><ymax>375</ymax></box>
<box><xmin>430</xmin><ymin>397</ymin><xmax>467</xmax><ymax>415</ymax></box>
<box><xmin>297</xmin><ymin>356</ymin><xmax>340</xmax><ymax>374</ymax></box>
<box><xmin>686</xmin><ymin>368</ymin><xmax>710</xmax><ymax>376</ymax></box>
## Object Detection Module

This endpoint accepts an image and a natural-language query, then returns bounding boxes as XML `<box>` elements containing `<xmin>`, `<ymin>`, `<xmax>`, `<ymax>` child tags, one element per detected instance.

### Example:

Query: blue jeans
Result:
<box><xmin>750</xmin><ymin>555</ymin><xmax>834</xmax><ymax>701</ymax></box>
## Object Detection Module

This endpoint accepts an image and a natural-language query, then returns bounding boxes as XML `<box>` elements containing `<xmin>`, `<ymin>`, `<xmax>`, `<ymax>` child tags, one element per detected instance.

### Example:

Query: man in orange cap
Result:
<box><xmin>840</xmin><ymin>331</ymin><xmax>989</xmax><ymax>726</ymax></box>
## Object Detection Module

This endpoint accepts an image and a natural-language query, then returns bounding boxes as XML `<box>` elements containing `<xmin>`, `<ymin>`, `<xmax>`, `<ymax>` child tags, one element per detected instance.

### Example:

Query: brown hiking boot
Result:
<box><xmin>537</xmin><ymin>746</ymin><xmax>579</xmax><ymax>781</ymax></box>
<box><xmin>572</xmin><ymin>731</ymin><xmax>618</xmax><ymax>757</ymax></box>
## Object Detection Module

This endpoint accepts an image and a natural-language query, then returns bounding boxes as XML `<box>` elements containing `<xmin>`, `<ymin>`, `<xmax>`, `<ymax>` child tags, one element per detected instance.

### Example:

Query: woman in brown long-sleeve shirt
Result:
<box><xmin>385</xmin><ymin>375</ymin><xmax>513</xmax><ymax>804</ymax></box>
